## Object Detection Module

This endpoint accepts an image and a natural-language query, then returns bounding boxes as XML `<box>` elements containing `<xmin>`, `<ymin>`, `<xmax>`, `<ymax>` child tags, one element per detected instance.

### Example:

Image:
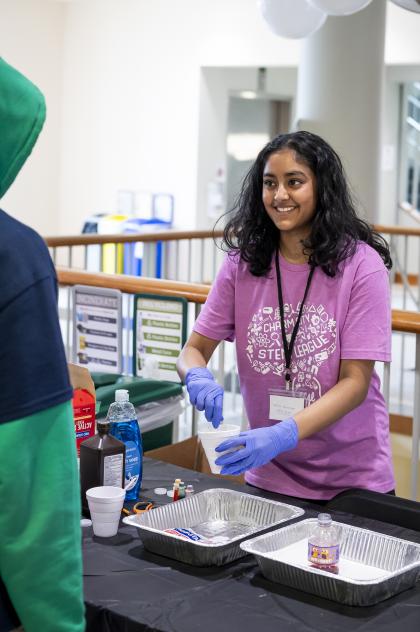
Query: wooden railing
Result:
<box><xmin>47</xmin><ymin>229</ymin><xmax>225</xmax><ymax>283</ymax></box>
<box><xmin>376</xmin><ymin>223</ymin><xmax>420</xmax><ymax>294</ymax></box>
<box><xmin>390</xmin><ymin>309</ymin><xmax>420</xmax><ymax>334</ymax></box>
<box><xmin>57</xmin><ymin>268</ymin><xmax>210</xmax><ymax>303</ymax></box>
<box><xmin>375</xmin><ymin>224</ymin><xmax>420</xmax><ymax>237</ymax></box>
<box><xmin>47</xmin><ymin>229</ymin><xmax>224</xmax><ymax>248</ymax></box>
<box><xmin>46</xmin><ymin>225</ymin><xmax>420</xmax><ymax>247</ymax></box>
<box><xmin>57</xmin><ymin>267</ymin><xmax>420</xmax><ymax>327</ymax></box>
<box><xmin>45</xmin><ymin>225</ymin><xmax>420</xmax><ymax>285</ymax></box>
<box><xmin>47</xmin><ymin>225</ymin><xmax>420</xmax><ymax>307</ymax></box>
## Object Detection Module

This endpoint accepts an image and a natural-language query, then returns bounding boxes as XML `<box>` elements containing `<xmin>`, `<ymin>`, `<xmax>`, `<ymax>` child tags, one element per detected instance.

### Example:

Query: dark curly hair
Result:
<box><xmin>220</xmin><ymin>130</ymin><xmax>392</xmax><ymax>277</ymax></box>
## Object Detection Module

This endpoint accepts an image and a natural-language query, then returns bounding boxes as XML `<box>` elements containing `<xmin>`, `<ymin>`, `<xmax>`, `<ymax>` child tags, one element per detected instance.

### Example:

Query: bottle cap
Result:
<box><xmin>115</xmin><ymin>389</ymin><xmax>129</xmax><ymax>403</ymax></box>
<box><xmin>318</xmin><ymin>513</ymin><xmax>332</xmax><ymax>525</ymax></box>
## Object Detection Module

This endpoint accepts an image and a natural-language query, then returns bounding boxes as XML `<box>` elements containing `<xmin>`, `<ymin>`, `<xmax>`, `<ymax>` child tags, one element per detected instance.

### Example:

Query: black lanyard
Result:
<box><xmin>275</xmin><ymin>251</ymin><xmax>315</xmax><ymax>385</ymax></box>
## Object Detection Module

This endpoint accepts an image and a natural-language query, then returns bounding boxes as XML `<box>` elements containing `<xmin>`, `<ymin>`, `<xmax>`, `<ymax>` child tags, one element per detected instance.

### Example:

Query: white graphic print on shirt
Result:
<box><xmin>246</xmin><ymin>303</ymin><xmax>337</xmax><ymax>403</ymax></box>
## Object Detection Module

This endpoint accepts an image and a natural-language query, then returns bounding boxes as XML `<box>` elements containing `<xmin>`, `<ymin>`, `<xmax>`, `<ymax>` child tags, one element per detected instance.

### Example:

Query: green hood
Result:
<box><xmin>0</xmin><ymin>58</ymin><xmax>46</xmax><ymax>199</ymax></box>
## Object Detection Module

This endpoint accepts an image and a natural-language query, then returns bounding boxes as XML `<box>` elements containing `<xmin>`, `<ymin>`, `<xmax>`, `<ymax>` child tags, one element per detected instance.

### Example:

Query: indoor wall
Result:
<box><xmin>0</xmin><ymin>0</ymin><xmax>419</xmax><ymax>236</ymax></box>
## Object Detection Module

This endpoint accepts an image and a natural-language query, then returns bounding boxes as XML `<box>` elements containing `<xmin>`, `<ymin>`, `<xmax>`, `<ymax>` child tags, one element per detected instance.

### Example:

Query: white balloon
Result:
<box><xmin>257</xmin><ymin>0</ymin><xmax>327</xmax><ymax>39</ymax></box>
<box><xmin>308</xmin><ymin>0</ymin><xmax>372</xmax><ymax>16</ymax></box>
<box><xmin>390</xmin><ymin>0</ymin><xmax>420</xmax><ymax>13</ymax></box>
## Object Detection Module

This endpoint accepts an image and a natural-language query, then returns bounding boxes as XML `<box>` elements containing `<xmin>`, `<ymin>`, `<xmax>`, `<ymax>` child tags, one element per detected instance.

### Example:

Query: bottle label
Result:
<box><xmin>308</xmin><ymin>542</ymin><xmax>339</xmax><ymax>566</ymax></box>
<box><xmin>124</xmin><ymin>440</ymin><xmax>140</xmax><ymax>491</ymax></box>
<box><xmin>103</xmin><ymin>454</ymin><xmax>124</xmax><ymax>487</ymax></box>
<box><xmin>72</xmin><ymin>389</ymin><xmax>96</xmax><ymax>456</ymax></box>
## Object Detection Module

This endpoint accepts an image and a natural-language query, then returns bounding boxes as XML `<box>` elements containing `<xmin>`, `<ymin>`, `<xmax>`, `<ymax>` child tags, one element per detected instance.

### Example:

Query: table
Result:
<box><xmin>83</xmin><ymin>458</ymin><xmax>420</xmax><ymax>632</ymax></box>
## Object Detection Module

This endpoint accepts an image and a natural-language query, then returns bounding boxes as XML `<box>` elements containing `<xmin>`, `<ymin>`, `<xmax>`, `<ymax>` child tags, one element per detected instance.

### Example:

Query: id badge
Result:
<box><xmin>269</xmin><ymin>387</ymin><xmax>307</xmax><ymax>421</ymax></box>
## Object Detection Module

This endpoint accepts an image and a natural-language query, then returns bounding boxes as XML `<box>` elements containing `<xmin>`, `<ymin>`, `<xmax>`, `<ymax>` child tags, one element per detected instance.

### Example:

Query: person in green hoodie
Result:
<box><xmin>0</xmin><ymin>58</ymin><xmax>85</xmax><ymax>631</ymax></box>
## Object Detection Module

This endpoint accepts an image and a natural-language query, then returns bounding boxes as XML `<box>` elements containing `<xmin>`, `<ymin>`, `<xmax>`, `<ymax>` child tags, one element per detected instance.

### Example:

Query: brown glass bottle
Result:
<box><xmin>79</xmin><ymin>420</ymin><xmax>126</xmax><ymax>515</ymax></box>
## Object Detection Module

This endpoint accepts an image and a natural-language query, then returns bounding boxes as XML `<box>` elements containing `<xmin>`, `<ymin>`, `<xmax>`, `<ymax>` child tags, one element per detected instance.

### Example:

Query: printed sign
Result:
<box><xmin>72</xmin><ymin>285</ymin><xmax>122</xmax><ymax>373</ymax></box>
<box><xmin>134</xmin><ymin>295</ymin><xmax>187</xmax><ymax>382</ymax></box>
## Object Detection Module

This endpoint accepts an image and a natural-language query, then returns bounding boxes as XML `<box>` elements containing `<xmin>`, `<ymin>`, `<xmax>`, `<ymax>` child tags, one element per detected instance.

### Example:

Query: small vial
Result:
<box><xmin>178</xmin><ymin>482</ymin><xmax>186</xmax><ymax>499</ymax></box>
<box><xmin>172</xmin><ymin>478</ymin><xmax>181</xmax><ymax>502</ymax></box>
<box><xmin>185</xmin><ymin>484</ymin><xmax>194</xmax><ymax>497</ymax></box>
<box><xmin>308</xmin><ymin>513</ymin><xmax>339</xmax><ymax>573</ymax></box>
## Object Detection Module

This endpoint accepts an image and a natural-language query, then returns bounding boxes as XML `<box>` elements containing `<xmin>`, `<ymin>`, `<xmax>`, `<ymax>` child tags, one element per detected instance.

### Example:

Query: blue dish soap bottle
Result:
<box><xmin>108</xmin><ymin>389</ymin><xmax>142</xmax><ymax>501</ymax></box>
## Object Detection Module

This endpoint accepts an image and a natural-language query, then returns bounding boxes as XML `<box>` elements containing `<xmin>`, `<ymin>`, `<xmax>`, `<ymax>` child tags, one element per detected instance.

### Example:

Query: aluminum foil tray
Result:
<box><xmin>123</xmin><ymin>488</ymin><xmax>304</xmax><ymax>566</ymax></box>
<box><xmin>240</xmin><ymin>518</ymin><xmax>420</xmax><ymax>606</ymax></box>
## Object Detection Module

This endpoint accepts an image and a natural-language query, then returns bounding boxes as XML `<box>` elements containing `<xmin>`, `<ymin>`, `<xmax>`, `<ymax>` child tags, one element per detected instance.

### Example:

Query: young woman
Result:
<box><xmin>177</xmin><ymin>131</ymin><xmax>394</xmax><ymax>501</ymax></box>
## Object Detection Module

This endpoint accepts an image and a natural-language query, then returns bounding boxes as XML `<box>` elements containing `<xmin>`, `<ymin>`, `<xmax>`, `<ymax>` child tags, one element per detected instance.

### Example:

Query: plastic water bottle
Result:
<box><xmin>308</xmin><ymin>513</ymin><xmax>340</xmax><ymax>573</ymax></box>
<box><xmin>108</xmin><ymin>389</ymin><xmax>142</xmax><ymax>501</ymax></box>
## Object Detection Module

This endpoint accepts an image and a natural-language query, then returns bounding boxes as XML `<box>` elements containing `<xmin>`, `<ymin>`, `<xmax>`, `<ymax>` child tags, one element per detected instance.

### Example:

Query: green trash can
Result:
<box><xmin>93</xmin><ymin>374</ymin><xmax>184</xmax><ymax>451</ymax></box>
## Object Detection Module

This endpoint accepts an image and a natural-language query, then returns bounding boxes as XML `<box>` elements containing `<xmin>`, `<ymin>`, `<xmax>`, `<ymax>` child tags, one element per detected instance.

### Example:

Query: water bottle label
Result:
<box><xmin>124</xmin><ymin>440</ymin><xmax>140</xmax><ymax>491</ymax></box>
<box><xmin>308</xmin><ymin>542</ymin><xmax>339</xmax><ymax>566</ymax></box>
<box><xmin>103</xmin><ymin>454</ymin><xmax>124</xmax><ymax>487</ymax></box>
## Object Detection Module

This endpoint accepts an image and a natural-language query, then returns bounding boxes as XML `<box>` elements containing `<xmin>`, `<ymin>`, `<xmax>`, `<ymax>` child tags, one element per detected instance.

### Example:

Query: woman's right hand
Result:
<box><xmin>185</xmin><ymin>367</ymin><xmax>224</xmax><ymax>428</ymax></box>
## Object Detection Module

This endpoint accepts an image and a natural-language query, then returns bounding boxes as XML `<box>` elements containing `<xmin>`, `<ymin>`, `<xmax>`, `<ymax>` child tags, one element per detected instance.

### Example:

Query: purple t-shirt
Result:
<box><xmin>194</xmin><ymin>243</ymin><xmax>395</xmax><ymax>499</ymax></box>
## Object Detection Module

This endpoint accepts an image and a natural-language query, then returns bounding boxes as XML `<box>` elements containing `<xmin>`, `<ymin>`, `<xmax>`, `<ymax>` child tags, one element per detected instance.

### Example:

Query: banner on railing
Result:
<box><xmin>72</xmin><ymin>285</ymin><xmax>123</xmax><ymax>373</ymax></box>
<box><xmin>133</xmin><ymin>294</ymin><xmax>187</xmax><ymax>383</ymax></box>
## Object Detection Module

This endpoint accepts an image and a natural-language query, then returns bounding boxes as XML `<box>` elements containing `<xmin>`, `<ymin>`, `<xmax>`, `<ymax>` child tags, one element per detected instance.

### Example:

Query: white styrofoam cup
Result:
<box><xmin>198</xmin><ymin>424</ymin><xmax>241</xmax><ymax>474</ymax></box>
<box><xmin>86</xmin><ymin>486</ymin><xmax>126</xmax><ymax>537</ymax></box>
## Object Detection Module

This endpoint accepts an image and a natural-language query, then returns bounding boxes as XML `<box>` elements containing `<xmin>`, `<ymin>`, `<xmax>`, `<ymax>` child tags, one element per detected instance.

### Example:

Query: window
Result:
<box><xmin>401</xmin><ymin>83</ymin><xmax>420</xmax><ymax>211</ymax></box>
<box><xmin>407</xmin><ymin>163</ymin><xmax>414</xmax><ymax>204</ymax></box>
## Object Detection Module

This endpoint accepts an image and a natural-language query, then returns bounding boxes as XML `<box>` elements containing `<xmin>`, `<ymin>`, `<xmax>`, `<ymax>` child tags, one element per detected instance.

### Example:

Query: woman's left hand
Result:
<box><xmin>214</xmin><ymin>417</ymin><xmax>298</xmax><ymax>475</ymax></box>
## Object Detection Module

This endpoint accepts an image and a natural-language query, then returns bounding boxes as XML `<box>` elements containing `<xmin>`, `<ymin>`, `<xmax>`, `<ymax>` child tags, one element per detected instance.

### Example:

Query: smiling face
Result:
<box><xmin>262</xmin><ymin>149</ymin><xmax>317</xmax><ymax>247</ymax></box>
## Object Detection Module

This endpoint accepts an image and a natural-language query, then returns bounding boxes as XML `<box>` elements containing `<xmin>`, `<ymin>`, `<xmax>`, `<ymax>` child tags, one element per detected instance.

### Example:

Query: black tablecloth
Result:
<box><xmin>83</xmin><ymin>458</ymin><xmax>420</xmax><ymax>632</ymax></box>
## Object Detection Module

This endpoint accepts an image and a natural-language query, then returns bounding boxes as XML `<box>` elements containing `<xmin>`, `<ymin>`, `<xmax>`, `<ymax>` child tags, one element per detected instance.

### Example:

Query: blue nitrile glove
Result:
<box><xmin>185</xmin><ymin>367</ymin><xmax>224</xmax><ymax>429</ymax></box>
<box><xmin>214</xmin><ymin>417</ymin><xmax>299</xmax><ymax>475</ymax></box>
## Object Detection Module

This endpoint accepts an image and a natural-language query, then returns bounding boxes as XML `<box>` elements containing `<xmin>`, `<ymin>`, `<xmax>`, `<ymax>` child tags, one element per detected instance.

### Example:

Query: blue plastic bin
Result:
<box><xmin>123</xmin><ymin>218</ymin><xmax>171</xmax><ymax>278</ymax></box>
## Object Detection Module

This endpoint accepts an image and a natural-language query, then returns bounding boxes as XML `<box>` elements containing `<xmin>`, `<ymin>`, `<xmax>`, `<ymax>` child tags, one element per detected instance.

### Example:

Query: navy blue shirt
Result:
<box><xmin>0</xmin><ymin>209</ymin><xmax>73</xmax><ymax>424</ymax></box>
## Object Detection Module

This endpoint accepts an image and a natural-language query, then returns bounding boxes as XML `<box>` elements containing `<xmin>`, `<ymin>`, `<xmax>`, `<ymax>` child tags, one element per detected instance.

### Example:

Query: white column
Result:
<box><xmin>295</xmin><ymin>0</ymin><xmax>386</xmax><ymax>222</ymax></box>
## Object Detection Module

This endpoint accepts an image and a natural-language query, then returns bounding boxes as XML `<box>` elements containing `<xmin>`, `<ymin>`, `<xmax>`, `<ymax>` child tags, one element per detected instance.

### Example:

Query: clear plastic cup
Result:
<box><xmin>198</xmin><ymin>424</ymin><xmax>241</xmax><ymax>474</ymax></box>
<box><xmin>86</xmin><ymin>486</ymin><xmax>126</xmax><ymax>537</ymax></box>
